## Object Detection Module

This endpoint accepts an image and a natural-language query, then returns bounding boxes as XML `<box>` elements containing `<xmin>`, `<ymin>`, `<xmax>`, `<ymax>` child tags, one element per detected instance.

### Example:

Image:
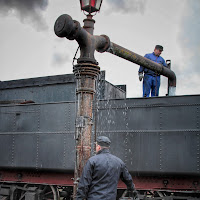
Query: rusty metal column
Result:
<box><xmin>72</xmin><ymin>16</ymin><xmax>100</xmax><ymax>199</ymax></box>
<box><xmin>54</xmin><ymin>14</ymin><xmax>109</xmax><ymax>199</ymax></box>
<box><xmin>73</xmin><ymin>63</ymin><xmax>100</xmax><ymax>198</ymax></box>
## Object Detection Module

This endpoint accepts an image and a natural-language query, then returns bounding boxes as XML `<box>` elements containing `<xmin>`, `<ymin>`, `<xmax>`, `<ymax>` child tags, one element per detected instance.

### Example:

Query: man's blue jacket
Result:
<box><xmin>139</xmin><ymin>52</ymin><xmax>167</xmax><ymax>76</ymax></box>
<box><xmin>76</xmin><ymin>148</ymin><xmax>135</xmax><ymax>200</ymax></box>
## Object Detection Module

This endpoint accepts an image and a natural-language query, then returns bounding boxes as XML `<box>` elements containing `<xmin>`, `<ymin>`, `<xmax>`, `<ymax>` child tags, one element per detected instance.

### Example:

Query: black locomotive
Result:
<box><xmin>0</xmin><ymin>72</ymin><xmax>200</xmax><ymax>199</ymax></box>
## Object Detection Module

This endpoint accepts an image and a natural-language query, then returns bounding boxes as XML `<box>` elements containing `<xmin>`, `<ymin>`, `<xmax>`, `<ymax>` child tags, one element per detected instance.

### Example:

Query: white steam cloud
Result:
<box><xmin>176</xmin><ymin>0</ymin><xmax>200</xmax><ymax>95</ymax></box>
<box><xmin>178</xmin><ymin>0</ymin><xmax>200</xmax><ymax>74</ymax></box>
<box><xmin>106</xmin><ymin>0</ymin><xmax>146</xmax><ymax>14</ymax></box>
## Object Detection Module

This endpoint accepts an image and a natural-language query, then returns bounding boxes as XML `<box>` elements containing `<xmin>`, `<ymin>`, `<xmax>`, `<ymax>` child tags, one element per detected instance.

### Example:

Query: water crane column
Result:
<box><xmin>54</xmin><ymin>13</ymin><xmax>109</xmax><ymax>198</ymax></box>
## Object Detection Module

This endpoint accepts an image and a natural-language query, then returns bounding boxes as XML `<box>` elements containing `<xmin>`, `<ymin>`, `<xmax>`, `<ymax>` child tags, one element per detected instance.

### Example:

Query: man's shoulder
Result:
<box><xmin>145</xmin><ymin>52</ymin><xmax>153</xmax><ymax>56</ymax></box>
<box><xmin>158</xmin><ymin>55</ymin><xmax>165</xmax><ymax>60</ymax></box>
<box><xmin>159</xmin><ymin>56</ymin><xmax>166</xmax><ymax>65</ymax></box>
<box><xmin>108</xmin><ymin>153</ymin><xmax>125</xmax><ymax>165</ymax></box>
<box><xmin>89</xmin><ymin>152</ymin><xmax>124</xmax><ymax>164</ymax></box>
<box><xmin>88</xmin><ymin>154</ymin><xmax>98</xmax><ymax>161</ymax></box>
<box><xmin>144</xmin><ymin>52</ymin><xmax>153</xmax><ymax>58</ymax></box>
<box><xmin>88</xmin><ymin>153</ymin><xmax>104</xmax><ymax>162</ymax></box>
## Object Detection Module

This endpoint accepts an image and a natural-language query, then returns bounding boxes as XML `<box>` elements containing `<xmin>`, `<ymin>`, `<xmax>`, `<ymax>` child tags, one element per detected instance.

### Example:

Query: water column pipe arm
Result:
<box><xmin>54</xmin><ymin>14</ymin><xmax>176</xmax><ymax>95</ymax></box>
<box><xmin>106</xmin><ymin>42</ymin><xmax>176</xmax><ymax>95</ymax></box>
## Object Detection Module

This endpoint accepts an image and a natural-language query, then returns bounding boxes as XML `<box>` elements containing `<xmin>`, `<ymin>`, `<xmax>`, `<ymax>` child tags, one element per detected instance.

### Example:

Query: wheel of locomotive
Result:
<box><xmin>39</xmin><ymin>185</ymin><xmax>60</xmax><ymax>200</ymax></box>
<box><xmin>15</xmin><ymin>184</ymin><xmax>60</xmax><ymax>200</ymax></box>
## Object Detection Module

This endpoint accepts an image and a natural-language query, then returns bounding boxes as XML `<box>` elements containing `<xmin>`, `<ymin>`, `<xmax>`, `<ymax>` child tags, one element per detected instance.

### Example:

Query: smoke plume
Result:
<box><xmin>52</xmin><ymin>52</ymin><xmax>71</xmax><ymax>67</ymax></box>
<box><xmin>178</xmin><ymin>0</ymin><xmax>200</xmax><ymax>73</ymax></box>
<box><xmin>106</xmin><ymin>0</ymin><xmax>146</xmax><ymax>14</ymax></box>
<box><xmin>0</xmin><ymin>0</ymin><xmax>49</xmax><ymax>31</ymax></box>
<box><xmin>175</xmin><ymin>0</ymin><xmax>200</xmax><ymax>95</ymax></box>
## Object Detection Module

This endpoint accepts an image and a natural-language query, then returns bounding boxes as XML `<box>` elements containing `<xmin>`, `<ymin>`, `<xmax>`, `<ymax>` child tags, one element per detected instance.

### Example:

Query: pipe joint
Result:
<box><xmin>67</xmin><ymin>20</ymin><xmax>81</xmax><ymax>40</ymax></box>
<box><xmin>96</xmin><ymin>35</ymin><xmax>110</xmax><ymax>53</ymax></box>
<box><xmin>54</xmin><ymin>14</ymin><xmax>111</xmax><ymax>65</ymax></box>
<box><xmin>73</xmin><ymin>63</ymin><xmax>100</xmax><ymax>78</ymax></box>
<box><xmin>54</xmin><ymin>14</ymin><xmax>74</xmax><ymax>38</ymax></box>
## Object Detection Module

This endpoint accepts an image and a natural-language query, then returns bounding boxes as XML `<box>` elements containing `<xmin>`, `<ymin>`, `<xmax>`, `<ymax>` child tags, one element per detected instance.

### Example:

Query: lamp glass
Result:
<box><xmin>91</xmin><ymin>0</ymin><xmax>95</xmax><ymax>7</ymax></box>
<box><xmin>95</xmin><ymin>0</ymin><xmax>102</xmax><ymax>10</ymax></box>
<box><xmin>80</xmin><ymin>0</ymin><xmax>102</xmax><ymax>13</ymax></box>
<box><xmin>82</xmin><ymin>0</ymin><xmax>89</xmax><ymax>7</ymax></box>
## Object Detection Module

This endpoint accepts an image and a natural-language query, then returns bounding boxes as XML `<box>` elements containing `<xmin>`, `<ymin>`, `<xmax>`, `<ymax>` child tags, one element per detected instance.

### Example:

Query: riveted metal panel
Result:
<box><xmin>98</xmin><ymin>130</ymin><xmax>200</xmax><ymax>175</ymax></box>
<box><xmin>0</xmin><ymin>134</ymin><xmax>12</xmax><ymax>167</ymax></box>
<box><xmin>126</xmin><ymin>107</ymin><xmax>161</xmax><ymax>130</ymax></box>
<box><xmin>129</xmin><ymin>132</ymin><xmax>161</xmax><ymax>173</ymax></box>
<box><xmin>160</xmin><ymin>131</ymin><xmax>199</xmax><ymax>174</ymax></box>
<box><xmin>13</xmin><ymin>134</ymin><xmax>38</xmax><ymax>168</ymax></box>
<box><xmin>0</xmin><ymin>105</ymin><xmax>39</xmax><ymax>132</ymax></box>
<box><xmin>15</xmin><ymin>105</ymin><xmax>40</xmax><ymax>132</ymax></box>
<box><xmin>0</xmin><ymin>72</ymin><xmax>126</xmax><ymax>104</ymax></box>
<box><xmin>37</xmin><ymin>133</ymin><xmax>75</xmax><ymax>171</ymax></box>
<box><xmin>96</xmin><ymin>95</ymin><xmax>200</xmax><ymax>176</ymax></box>
<box><xmin>0</xmin><ymin>106</ymin><xmax>15</xmax><ymax>132</ymax></box>
<box><xmin>39</xmin><ymin>103</ymin><xmax>72</xmax><ymax>132</ymax></box>
<box><xmin>0</xmin><ymin>95</ymin><xmax>200</xmax><ymax>176</ymax></box>
<box><xmin>160</xmin><ymin>105</ymin><xmax>197</xmax><ymax>130</ymax></box>
<box><xmin>0</xmin><ymin>83</ymin><xmax>76</xmax><ymax>103</ymax></box>
<box><xmin>0</xmin><ymin>74</ymin><xmax>76</xmax><ymax>103</ymax></box>
<box><xmin>107</xmin><ymin>131</ymin><xmax>161</xmax><ymax>174</ymax></box>
<box><xmin>0</xmin><ymin>102</ymin><xmax>76</xmax><ymax>172</ymax></box>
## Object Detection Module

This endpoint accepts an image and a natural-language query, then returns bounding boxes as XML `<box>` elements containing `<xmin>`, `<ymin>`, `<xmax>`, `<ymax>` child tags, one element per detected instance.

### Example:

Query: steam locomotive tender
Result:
<box><xmin>0</xmin><ymin>72</ymin><xmax>200</xmax><ymax>200</ymax></box>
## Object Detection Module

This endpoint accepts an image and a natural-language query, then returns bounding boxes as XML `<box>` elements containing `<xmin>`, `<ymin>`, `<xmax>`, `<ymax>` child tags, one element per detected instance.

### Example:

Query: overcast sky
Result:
<box><xmin>0</xmin><ymin>0</ymin><xmax>199</xmax><ymax>98</ymax></box>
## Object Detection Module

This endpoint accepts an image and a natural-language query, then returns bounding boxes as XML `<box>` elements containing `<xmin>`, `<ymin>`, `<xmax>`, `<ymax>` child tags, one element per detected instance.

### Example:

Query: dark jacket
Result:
<box><xmin>76</xmin><ymin>148</ymin><xmax>135</xmax><ymax>200</ymax></box>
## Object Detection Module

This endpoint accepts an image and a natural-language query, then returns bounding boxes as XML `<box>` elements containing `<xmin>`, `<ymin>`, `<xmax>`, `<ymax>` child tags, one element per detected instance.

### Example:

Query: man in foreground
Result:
<box><xmin>76</xmin><ymin>136</ymin><xmax>138</xmax><ymax>200</ymax></box>
<box><xmin>138</xmin><ymin>45</ymin><xmax>167</xmax><ymax>97</ymax></box>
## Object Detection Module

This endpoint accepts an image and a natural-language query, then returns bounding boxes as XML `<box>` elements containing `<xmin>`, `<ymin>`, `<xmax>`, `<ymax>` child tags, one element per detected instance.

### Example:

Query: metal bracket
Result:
<box><xmin>75</xmin><ymin>116</ymin><xmax>86</xmax><ymax>128</ymax></box>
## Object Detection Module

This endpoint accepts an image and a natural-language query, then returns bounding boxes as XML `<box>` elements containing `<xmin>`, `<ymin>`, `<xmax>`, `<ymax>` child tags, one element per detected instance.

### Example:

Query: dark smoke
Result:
<box><xmin>106</xmin><ymin>0</ymin><xmax>146</xmax><ymax>14</ymax></box>
<box><xmin>0</xmin><ymin>0</ymin><xmax>49</xmax><ymax>31</ymax></box>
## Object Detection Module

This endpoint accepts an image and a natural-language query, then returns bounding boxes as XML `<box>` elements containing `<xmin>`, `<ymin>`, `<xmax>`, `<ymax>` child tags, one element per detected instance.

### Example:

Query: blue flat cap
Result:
<box><xmin>97</xmin><ymin>136</ymin><xmax>111</xmax><ymax>147</ymax></box>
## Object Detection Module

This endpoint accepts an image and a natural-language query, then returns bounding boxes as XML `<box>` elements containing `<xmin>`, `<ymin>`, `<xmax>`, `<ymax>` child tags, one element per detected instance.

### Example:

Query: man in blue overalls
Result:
<box><xmin>138</xmin><ymin>45</ymin><xmax>167</xmax><ymax>97</ymax></box>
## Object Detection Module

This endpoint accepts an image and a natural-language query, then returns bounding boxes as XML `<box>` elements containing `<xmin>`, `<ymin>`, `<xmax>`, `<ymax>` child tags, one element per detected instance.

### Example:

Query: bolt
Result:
<box><xmin>193</xmin><ymin>180</ymin><xmax>199</xmax><ymax>186</ymax></box>
<box><xmin>163</xmin><ymin>179</ymin><xmax>169</xmax><ymax>187</ymax></box>
<box><xmin>17</xmin><ymin>173</ymin><xmax>23</xmax><ymax>180</ymax></box>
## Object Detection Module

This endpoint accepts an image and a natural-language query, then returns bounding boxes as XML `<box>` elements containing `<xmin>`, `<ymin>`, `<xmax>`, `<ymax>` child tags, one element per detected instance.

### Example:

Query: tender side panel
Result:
<box><xmin>96</xmin><ymin>95</ymin><xmax>200</xmax><ymax>175</ymax></box>
<box><xmin>0</xmin><ymin>95</ymin><xmax>200</xmax><ymax>176</ymax></box>
<box><xmin>0</xmin><ymin>103</ymin><xmax>75</xmax><ymax>171</ymax></box>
